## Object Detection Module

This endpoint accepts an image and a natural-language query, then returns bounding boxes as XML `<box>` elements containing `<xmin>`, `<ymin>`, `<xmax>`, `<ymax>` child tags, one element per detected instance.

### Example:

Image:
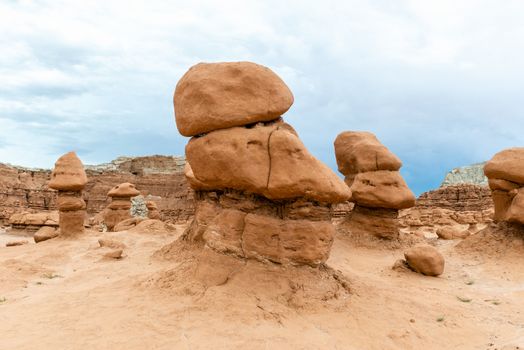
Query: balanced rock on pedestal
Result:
<box><xmin>48</xmin><ymin>152</ymin><xmax>88</xmax><ymax>237</ymax></box>
<box><xmin>174</xmin><ymin>61</ymin><xmax>351</xmax><ymax>266</ymax></box>
<box><xmin>334</xmin><ymin>131</ymin><xmax>415</xmax><ymax>239</ymax></box>
<box><xmin>103</xmin><ymin>182</ymin><xmax>140</xmax><ymax>231</ymax></box>
<box><xmin>484</xmin><ymin>148</ymin><xmax>524</xmax><ymax>224</ymax></box>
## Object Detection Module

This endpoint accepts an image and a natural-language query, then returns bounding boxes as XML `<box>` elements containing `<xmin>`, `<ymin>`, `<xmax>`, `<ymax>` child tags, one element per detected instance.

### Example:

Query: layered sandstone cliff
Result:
<box><xmin>400</xmin><ymin>184</ymin><xmax>493</xmax><ymax>235</ymax></box>
<box><xmin>0</xmin><ymin>155</ymin><xmax>193</xmax><ymax>225</ymax></box>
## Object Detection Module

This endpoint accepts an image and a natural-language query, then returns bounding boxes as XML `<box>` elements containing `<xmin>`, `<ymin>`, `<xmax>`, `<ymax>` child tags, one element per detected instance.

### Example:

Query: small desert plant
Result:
<box><xmin>465</xmin><ymin>280</ymin><xmax>475</xmax><ymax>285</ymax></box>
<box><xmin>436</xmin><ymin>316</ymin><xmax>445</xmax><ymax>322</ymax></box>
<box><xmin>0</xmin><ymin>297</ymin><xmax>6</xmax><ymax>303</ymax></box>
<box><xmin>42</xmin><ymin>273</ymin><xmax>62</xmax><ymax>279</ymax></box>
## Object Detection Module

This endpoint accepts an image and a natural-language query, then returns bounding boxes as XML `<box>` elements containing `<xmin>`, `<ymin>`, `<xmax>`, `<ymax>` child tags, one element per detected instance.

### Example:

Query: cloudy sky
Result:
<box><xmin>1</xmin><ymin>0</ymin><xmax>523</xmax><ymax>194</ymax></box>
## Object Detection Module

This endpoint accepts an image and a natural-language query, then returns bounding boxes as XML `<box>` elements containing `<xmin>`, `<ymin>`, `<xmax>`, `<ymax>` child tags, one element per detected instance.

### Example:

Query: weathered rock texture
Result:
<box><xmin>334</xmin><ymin>131</ymin><xmax>415</xmax><ymax>239</ymax></box>
<box><xmin>400</xmin><ymin>184</ymin><xmax>494</xmax><ymax>237</ymax></box>
<box><xmin>8</xmin><ymin>211</ymin><xmax>58</xmax><ymax>233</ymax></box>
<box><xmin>146</xmin><ymin>201</ymin><xmax>161</xmax><ymax>220</ymax></box>
<box><xmin>174</xmin><ymin>62</ymin><xmax>294</xmax><ymax>137</ymax></box>
<box><xmin>48</xmin><ymin>152</ymin><xmax>88</xmax><ymax>237</ymax></box>
<box><xmin>0</xmin><ymin>155</ymin><xmax>193</xmax><ymax>225</ymax></box>
<box><xmin>484</xmin><ymin>148</ymin><xmax>524</xmax><ymax>225</ymax></box>
<box><xmin>175</xmin><ymin>61</ymin><xmax>349</xmax><ymax>266</ymax></box>
<box><xmin>404</xmin><ymin>244</ymin><xmax>445</xmax><ymax>276</ymax></box>
<box><xmin>103</xmin><ymin>183</ymin><xmax>140</xmax><ymax>231</ymax></box>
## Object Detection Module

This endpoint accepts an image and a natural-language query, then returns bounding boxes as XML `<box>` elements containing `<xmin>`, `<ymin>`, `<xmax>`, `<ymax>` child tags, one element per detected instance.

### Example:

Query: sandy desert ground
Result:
<box><xmin>1</xmin><ymin>223</ymin><xmax>523</xmax><ymax>350</ymax></box>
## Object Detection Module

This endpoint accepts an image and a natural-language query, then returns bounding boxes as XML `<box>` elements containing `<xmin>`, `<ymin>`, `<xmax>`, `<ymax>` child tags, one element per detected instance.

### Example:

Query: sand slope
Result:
<box><xmin>1</xmin><ymin>225</ymin><xmax>523</xmax><ymax>350</ymax></box>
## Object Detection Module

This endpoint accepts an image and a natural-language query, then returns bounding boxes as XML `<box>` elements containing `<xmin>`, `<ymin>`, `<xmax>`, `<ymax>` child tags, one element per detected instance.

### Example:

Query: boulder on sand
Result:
<box><xmin>404</xmin><ymin>244</ymin><xmax>445</xmax><ymax>276</ymax></box>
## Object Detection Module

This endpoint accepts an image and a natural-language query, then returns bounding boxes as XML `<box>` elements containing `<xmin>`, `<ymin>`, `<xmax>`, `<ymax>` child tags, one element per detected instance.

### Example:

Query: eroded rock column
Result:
<box><xmin>48</xmin><ymin>152</ymin><xmax>87</xmax><ymax>237</ymax></box>
<box><xmin>103</xmin><ymin>182</ymin><xmax>140</xmax><ymax>231</ymax></box>
<box><xmin>334</xmin><ymin>131</ymin><xmax>415</xmax><ymax>239</ymax></box>
<box><xmin>484</xmin><ymin>148</ymin><xmax>524</xmax><ymax>224</ymax></box>
<box><xmin>174</xmin><ymin>61</ymin><xmax>351</xmax><ymax>266</ymax></box>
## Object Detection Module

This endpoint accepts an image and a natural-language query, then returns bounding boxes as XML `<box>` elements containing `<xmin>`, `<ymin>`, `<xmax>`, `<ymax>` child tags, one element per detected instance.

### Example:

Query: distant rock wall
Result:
<box><xmin>400</xmin><ymin>184</ymin><xmax>493</xmax><ymax>232</ymax></box>
<box><xmin>441</xmin><ymin>162</ymin><xmax>488</xmax><ymax>187</ymax></box>
<box><xmin>0</xmin><ymin>155</ymin><xmax>194</xmax><ymax>225</ymax></box>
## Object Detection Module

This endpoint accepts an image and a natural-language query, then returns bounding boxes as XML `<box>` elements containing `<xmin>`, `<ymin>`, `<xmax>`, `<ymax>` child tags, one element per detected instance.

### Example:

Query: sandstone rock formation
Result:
<box><xmin>103</xmin><ymin>183</ymin><xmax>140</xmax><ymax>231</ymax></box>
<box><xmin>334</xmin><ymin>131</ymin><xmax>415</xmax><ymax>239</ymax></box>
<box><xmin>0</xmin><ymin>155</ymin><xmax>193</xmax><ymax>226</ymax></box>
<box><xmin>146</xmin><ymin>201</ymin><xmax>161</xmax><ymax>220</ymax></box>
<box><xmin>48</xmin><ymin>152</ymin><xmax>87</xmax><ymax>237</ymax></box>
<box><xmin>484</xmin><ymin>148</ymin><xmax>524</xmax><ymax>224</ymax></box>
<box><xmin>404</xmin><ymin>244</ymin><xmax>445</xmax><ymax>276</ymax></box>
<box><xmin>175</xmin><ymin>61</ymin><xmax>350</xmax><ymax>266</ymax></box>
<box><xmin>174</xmin><ymin>61</ymin><xmax>294</xmax><ymax>137</ymax></box>
<box><xmin>33</xmin><ymin>226</ymin><xmax>59</xmax><ymax>243</ymax></box>
<box><xmin>400</xmin><ymin>184</ymin><xmax>493</xmax><ymax>237</ymax></box>
<box><xmin>8</xmin><ymin>211</ymin><xmax>58</xmax><ymax>233</ymax></box>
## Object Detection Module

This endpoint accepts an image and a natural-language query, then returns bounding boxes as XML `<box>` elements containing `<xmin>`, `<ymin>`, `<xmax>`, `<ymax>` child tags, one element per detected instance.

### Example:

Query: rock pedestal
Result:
<box><xmin>484</xmin><ymin>148</ymin><xmax>524</xmax><ymax>224</ymax></box>
<box><xmin>334</xmin><ymin>131</ymin><xmax>415</xmax><ymax>239</ymax></box>
<box><xmin>146</xmin><ymin>201</ymin><xmax>161</xmax><ymax>220</ymax></box>
<box><xmin>103</xmin><ymin>183</ymin><xmax>140</xmax><ymax>231</ymax></box>
<box><xmin>174</xmin><ymin>61</ymin><xmax>350</xmax><ymax>266</ymax></box>
<box><xmin>48</xmin><ymin>152</ymin><xmax>88</xmax><ymax>237</ymax></box>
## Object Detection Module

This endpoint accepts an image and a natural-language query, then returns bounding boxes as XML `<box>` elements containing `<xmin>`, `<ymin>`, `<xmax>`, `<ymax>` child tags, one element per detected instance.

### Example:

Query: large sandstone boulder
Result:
<box><xmin>484</xmin><ymin>148</ymin><xmax>524</xmax><ymax>184</ymax></box>
<box><xmin>186</xmin><ymin>122</ymin><xmax>351</xmax><ymax>203</ymax></box>
<box><xmin>334</xmin><ymin>131</ymin><xmax>402</xmax><ymax>174</ymax></box>
<box><xmin>404</xmin><ymin>245</ymin><xmax>445</xmax><ymax>276</ymax></box>
<box><xmin>174</xmin><ymin>62</ymin><xmax>294</xmax><ymax>137</ymax></box>
<box><xmin>350</xmin><ymin>171</ymin><xmax>415</xmax><ymax>210</ymax></box>
<box><xmin>48</xmin><ymin>152</ymin><xmax>88</xmax><ymax>191</ymax></box>
<box><xmin>34</xmin><ymin>226</ymin><xmax>59</xmax><ymax>243</ymax></box>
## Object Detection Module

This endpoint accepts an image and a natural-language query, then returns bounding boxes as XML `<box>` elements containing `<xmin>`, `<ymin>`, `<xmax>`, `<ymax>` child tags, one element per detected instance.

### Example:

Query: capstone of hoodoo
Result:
<box><xmin>484</xmin><ymin>148</ymin><xmax>524</xmax><ymax>224</ymax></box>
<box><xmin>48</xmin><ymin>152</ymin><xmax>88</xmax><ymax>237</ymax></box>
<box><xmin>103</xmin><ymin>182</ymin><xmax>140</xmax><ymax>231</ymax></box>
<box><xmin>174</xmin><ymin>61</ymin><xmax>350</xmax><ymax>266</ymax></box>
<box><xmin>334</xmin><ymin>131</ymin><xmax>415</xmax><ymax>239</ymax></box>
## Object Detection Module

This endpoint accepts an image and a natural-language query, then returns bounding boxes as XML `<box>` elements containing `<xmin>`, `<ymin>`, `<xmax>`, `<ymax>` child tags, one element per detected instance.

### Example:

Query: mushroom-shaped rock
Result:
<box><xmin>334</xmin><ymin>131</ymin><xmax>415</xmax><ymax>240</ymax></box>
<box><xmin>484</xmin><ymin>148</ymin><xmax>524</xmax><ymax>224</ymax></box>
<box><xmin>108</xmin><ymin>183</ymin><xmax>141</xmax><ymax>198</ymax></box>
<box><xmin>404</xmin><ymin>245</ymin><xmax>445</xmax><ymax>276</ymax></box>
<box><xmin>174</xmin><ymin>61</ymin><xmax>294</xmax><ymax>136</ymax></box>
<box><xmin>48</xmin><ymin>152</ymin><xmax>88</xmax><ymax>191</ymax></box>
<box><xmin>174</xmin><ymin>60</ymin><xmax>347</xmax><ymax>266</ymax></box>
<box><xmin>334</xmin><ymin>131</ymin><xmax>402</xmax><ymax>175</ymax></box>
<box><xmin>103</xmin><ymin>183</ymin><xmax>140</xmax><ymax>231</ymax></box>
<box><xmin>484</xmin><ymin>148</ymin><xmax>524</xmax><ymax>184</ymax></box>
<box><xmin>48</xmin><ymin>151</ymin><xmax>87</xmax><ymax>237</ymax></box>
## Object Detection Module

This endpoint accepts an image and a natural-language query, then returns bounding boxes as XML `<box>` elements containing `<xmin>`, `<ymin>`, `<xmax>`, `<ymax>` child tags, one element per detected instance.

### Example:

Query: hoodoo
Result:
<box><xmin>103</xmin><ymin>182</ymin><xmax>141</xmax><ymax>231</ymax></box>
<box><xmin>484</xmin><ymin>147</ymin><xmax>524</xmax><ymax>224</ymax></box>
<box><xmin>48</xmin><ymin>151</ymin><xmax>88</xmax><ymax>237</ymax></box>
<box><xmin>174</xmin><ymin>61</ymin><xmax>351</xmax><ymax>266</ymax></box>
<box><xmin>334</xmin><ymin>131</ymin><xmax>415</xmax><ymax>239</ymax></box>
